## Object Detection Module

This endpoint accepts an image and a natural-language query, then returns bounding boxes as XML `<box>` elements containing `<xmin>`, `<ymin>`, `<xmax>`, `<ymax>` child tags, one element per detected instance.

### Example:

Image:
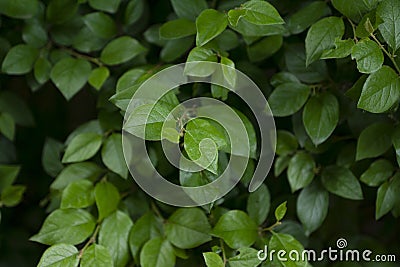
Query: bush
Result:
<box><xmin>0</xmin><ymin>0</ymin><xmax>399</xmax><ymax>266</ymax></box>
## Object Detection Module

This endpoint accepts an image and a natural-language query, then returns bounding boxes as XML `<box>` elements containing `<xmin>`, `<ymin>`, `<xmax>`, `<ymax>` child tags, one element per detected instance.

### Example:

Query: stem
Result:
<box><xmin>79</xmin><ymin>224</ymin><xmax>100</xmax><ymax>259</ymax></box>
<box><xmin>262</xmin><ymin>221</ymin><xmax>282</xmax><ymax>232</ymax></box>
<box><xmin>220</xmin><ymin>239</ymin><xmax>227</xmax><ymax>264</ymax></box>
<box><xmin>370</xmin><ymin>33</ymin><xmax>400</xmax><ymax>74</ymax></box>
<box><xmin>347</xmin><ymin>18</ymin><xmax>358</xmax><ymax>43</ymax></box>
<box><xmin>151</xmin><ymin>201</ymin><xmax>164</xmax><ymax>220</ymax></box>
<box><xmin>61</xmin><ymin>47</ymin><xmax>103</xmax><ymax>67</ymax></box>
<box><xmin>120</xmin><ymin>189</ymin><xmax>133</xmax><ymax>199</ymax></box>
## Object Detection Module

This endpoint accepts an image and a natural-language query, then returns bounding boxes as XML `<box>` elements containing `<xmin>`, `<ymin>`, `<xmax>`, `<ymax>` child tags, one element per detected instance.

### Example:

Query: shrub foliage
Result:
<box><xmin>0</xmin><ymin>0</ymin><xmax>399</xmax><ymax>266</ymax></box>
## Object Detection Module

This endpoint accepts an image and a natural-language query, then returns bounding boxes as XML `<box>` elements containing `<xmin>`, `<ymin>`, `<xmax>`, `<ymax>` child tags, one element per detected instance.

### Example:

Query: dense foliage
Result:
<box><xmin>0</xmin><ymin>0</ymin><xmax>399</xmax><ymax>266</ymax></box>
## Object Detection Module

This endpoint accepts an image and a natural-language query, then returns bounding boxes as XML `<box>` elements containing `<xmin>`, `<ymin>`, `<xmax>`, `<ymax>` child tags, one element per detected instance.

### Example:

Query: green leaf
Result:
<box><xmin>1</xmin><ymin>185</ymin><xmax>25</xmax><ymax>207</ymax></box>
<box><xmin>161</xmin><ymin>127</ymin><xmax>180</xmax><ymax>143</ymax></box>
<box><xmin>214</xmin><ymin>29</ymin><xmax>239</xmax><ymax>51</ymax></box>
<box><xmin>377</xmin><ymin>0</ymin><xmax>400</xmax><ymax>51</ymax></box>
<box><xmin>268</xmin><ymin>232</ymin><xmax>307</xmax><ymax>267</ymax></box>
<box><xmin>60</xmin><ymin>180</ymin><xmax>94</xmax><ymax>209</ymax></box>
<box><xmin>30</xmin><ymin>209</ymin><xmax>96</xmax><ymax>245</ymax></box>
<box><xmin>292</xmin><ymin>112</ymin><xmax>309</xmax><ymax>147</ymax></box>
<box><xmin>165</xmin><ymin>208</ymin><xmax>211</xmax><ymax>249</ymax></box>
<box><xmin>124</xmin><ymin>101</ymin><xmax>176</xmax><ymax>141</ymax></box>
<box><xmin>228</xmin><ymin>247</ymin><xmax>262</xmax><ymax>267</ymax></box>
<box><xmin>212</xmin><ymin>210</ymin><xmax>258</xmax><ymax>249</ymax></box>
<box><xmin>186</xmin><ymin>47</ymin><xmax>217</xmax><ymax>62</ymax></box>
<box><xmin>247</xmin><ymin>35</ymin><xmax>283</xmax><ymax>62</ymax></box>
<box><xmin>287</xmin><ymin>152</ymin><xmax>316</xmax><ymax>192</ymax></box>
<box><xmin>360</xmin><ymin>159</ymin><xmax>394</xmax><ymax>186</ymax></box>
<box><xmin>305</xmin><ymin>16</ymin><xmax>344</xmax><ymax>66</ymax></box>
<box><xmin>81</xmin><ymin>244</ymin><xmax>114</xmax><ymax>267</ymax></box>
<box><xmin>390</xmin><ymin>174</ymin><xmax>400</xmax><ymax>216</ymax></box>
<box><xmin>229</xmin><ymin>0</ymin><xmax>284</xmax><ymax>26</ymax></box>
<box><xmin>37</xmin><ymin>244</ymin><xmax>79</xmax><ymax>267</ymax></box>
<box><xmin>65</xmin><ymin>120</ymin><xmax>103</xmax><ymax>144</ymax></box>
<box><xmin>276</xmin><ymin>130</ymin><xmax>298</xmax><ymax>156</ymax></box>
<box><xmin>297</xmin><ymin>182</ymin><xmax>329</xmax><ymax>234</ymax></box>
<box><xmin>268</xmin><ymin>82</ymin><xmax>310</xmax><ymax>117</ymax></box>
<box><xmin>50</xmin><ymin>58</ymin><xmax>92</xmax><ymax>100</ymax></box>
<box><xmin>22</xmin><ymin>22</ymin><xmax>48</xmax><ymax>48</ymax></box>
<box><xmin>140</xmin><ymin>238</ymin><xmax>176</xmax><ymax>267</ymax></box>
<box><xmin>275</xmin><ymin>201</ymin><xmax>287</xmax><ymax>221</ymax></box>
<box><xmin>246</xmin><ymin>183</ymin><xmax>270</xmax><ymax>225</ymax></box>
<box><xmin>94</xmin><ymin>181</ymin><xmax>120</xmax><ymax>221</ymax></box>
<box><xmin>111</xmin><ymin>67</ymin><xmax>173</xmax><ymax>109</ymax></box>
<box><xmin>236</xmin><ymin>110</ymin><xmax>257</xmax><ymax>159</ymax></box>
<box><xmin>116</xmin><ymin>68</ymin><xmax>147</xmax><ymax>92</ymax></box>
<box><xmin>286</xmin><ymin>1</ymin><xmax>331</xmax><ymax>35</ymax></box>
<box><xmin>180</xmin><ymin>168</ymin><xmax>216</xmax><ymax>188</ymax></box>
<box><xmin>285</xmin><ymin>44</ymin><xmax>328</xmax><ymax>83</ymax></box>
<box><xmin>84</xmin><ymin>12</ymin><xmax>117</xmax><ymax>39</ymax></box>
<box><xmin>0</xmin><ymin>0</ymin><xmax>39</xmax><ymax>19</ymax></box>
<box><xmin>160</xmin><ymin>19</ymin><xmax>196</xmax><ymax>39</ymax></box>
<box><xmin>274</xmin><ymin>155</ymin><xmax>290</xmax><ymax>177</ymax></box>
<box><xmin>185</xmin><ymin>47</ymin><xmax>217</xmax><ymax>76</ymax></box>
<box><xmin>227</xmin><ymin>8</ymin><xmax>245</xmax><ymax>27</ymax></box>
<box><xmin>101</xmin><ymin>36</ymin><xmax>147</xmax><ymax>65</ymax></box>
<box><xmin>303</xmin><ymin>92</ymin><xmax>339</xmax><ymax>145</ymax></box>
<box><xmin>392</xmin><ymin>127</ymin><xmax>400</xmax><ymax>165</ymax></box>
<box><xmin>356</xmin><ymin>13</ymin><xmax>379</xmax><ymax>38</ymax></box>
<box><xmin>332</xmin><ymin>0</ymin><xmax>378</xmax><ymax>22</ymax></box>
<box><xmin>2</xmin><ymin>44</ymin><xmax>38</xmax><ymax>74</ymax></box>
<box><xmin>221</xmin><ymin>56</ymin><xmax>236</xmax><ymax>87</ymax></box>
<box><xmin>99</xmin><ymin>211</ymin><xmax>133</xmax><ymax>267</ymax></box>
<box><xmin>230</xmin><ymin>18</ymin><xmax>287</xmax><ymax>38</ymax></box>
<box><xmin>72</xmin><ymin>27</ymin><xmax>108</xmax><ymax>53</ymax></box>
<box><xmin>161</xmin><ymin>37</ymin><xmax>194</xmax><ymax>63</ymax></box>
<box><xmin>34</xmin><ymin>57</ymin><xmax>52</xmax><ymax>84</ymax></box>
<box><xmin>376</xmin><ymin>174</ymin><xmax>400</xmax><ymax>219</ymax></box>
<box><xmin>351</xmin><ymin>39</ymin><xmax>384</xmax><ymax>74</ymax></box>
<box><xmin>231</xmin><ymin>14</ymin><xmax>287</xmax><ymax>37</ymax></box>
<box><xmin>101</xmin><ymin>133</ymin><xmax>128</xmax><ymax>178</ymax></box>
<box><xmin>376</xmin><ymin>181</ymin><xmax>393</xmax><ymax>220</ymax></box>
<box><xmin>356</xmin><ymin>122</ymin><xmax>393</xmax><ymax>160</ymax></box>
<box><xmin>181</xmin><ymin>152</ymin><xmax>228</xmax><ymax>187</ymax></box>
<box><xmin>88</xmin><ymin>66</ymin><xmax>109</xmax><ymax>90</ymax></box>
<box><xmin>393</xmin><ymin>126</ymin><xmax>400</xmax><ymax>157</ymax></box>
<box><xmin>270</xmin><ymin>72</ymin><xmax>300</xmax><ymax>87</ymax></box>
<box><xmin>46</xmin><ymin>0</ymin><xmax>78</xmax><ymax>24</ymax></box>
<box><xmin>0</xmin><ymin>165</ymin><xmax>20</xmax><ymax>192</ymax></box>
<box><xmin>196</xmin><ymin>9</ymin><xmax>228</xmax><ymax>46</ymax></box>
<box><xmin>357</xmin><ymin>66</ymin><xmax>400</xmax><ymax>113</ymax></box>
<box><xmin>62</xmin><ymin>133</ymin><xmax>103</xmax><ymax>163</ymax></box>
<box><xmin>203</xmin><ymin>252</ymin><xmax>224</xmax><ymax>267</ymax></box>
<box><xmin>88</xmin><ymin>0</ymin><xmax>120</xmax><ymax>13</ymax></box>
<box><xmin>0</xmin><ymin>112</ymin><xmax>15</xmax><ymax>140</ymax></box>
<box><xmin>321</xmin><ymin>38</ymin><xmax>355</xmax><ymax>59</ymax></box>
<box><xmin>274</xmin><ymin>220</ymin><xmax>308</xmax><ymax>248</ymax></box>
<box><xmin>170</xmin><ymin>0</ymin><xmax>208</xmax><ymax>20</ymax></box>
<box><xmin>173</xmin><ymin>247</ymin><xmax>189</xmax><ymax>261</ymax></box>
<box><xmin>129</xmin><ymin>212</ymin><xmax>163</xmax><ymax>262</ymax></box>
<box><xmin>321</xmin><ymin>165</ymin><xmax>363</xmax><ymax>200</ymax></box>
<box><xmin>51</xmin><ymin>162</ymin><xmax>103</xmax><ymax>190</ymax></box>
<box><xmin>124</xmin><ymin>0</ymin><xmax>144</xmax><ymax>25</ymax></box>
<box><xmin>345</xmin><ymin>75</ymin><xmax>367</xmax><ymax>101</ymax></box>
<box><xmin>184</xmin><ymin>118</ymin><xmax>227</xmax><ymax>173</ymax></box>
<box><xmin>211</xmin><ymin>85</ymin><xmax>229</xmax><ymax>101</ymax></box>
